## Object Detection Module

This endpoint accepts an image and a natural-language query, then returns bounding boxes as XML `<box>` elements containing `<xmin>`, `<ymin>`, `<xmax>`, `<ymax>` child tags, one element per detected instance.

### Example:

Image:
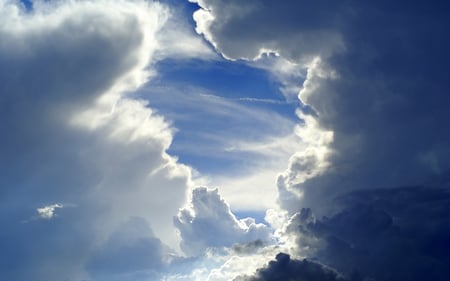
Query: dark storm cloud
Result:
<box><xmin>192</xmin><ymin>0</ymin><xmax>450</xmax><ymax>214</ymax></box>
<box><xmin>235</xmin><ymin>253</ymin><xmax>349</xmax><ymax>281</ymax></box>
<box><xmin>0</xmin><ymin>2</ymin><xmax>195</xmax><ymax>280</ymax></box>
<box><xmin>190</xmin><ymin>2</ymin><xmax>450</xmax><ymax>279</ymax></box>
<box><xmin>285</xmin><ymin>186</ymin><xmax>450</xmax><ymax>281</ymax></box>
<box><xmin>192</xmin><ymin>0</ymin><xmax>345</xmax><ymax>61</ymax></box>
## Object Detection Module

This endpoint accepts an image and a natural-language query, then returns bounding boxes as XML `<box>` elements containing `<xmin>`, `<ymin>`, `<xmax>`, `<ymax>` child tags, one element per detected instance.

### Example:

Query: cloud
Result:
<box><xmin>144</xmin><ymin>81</ymin><xmax>303</xmax><ymax>211</ymax></box>
<box><xmin>87</xmin><ymin>217</ymin><xmax>170</xmax><ymax>281</ymax></box>
<box><xmin>0</xmin><ymin>1</ymin><xmax>207</xmax><ymax>280</ymax></box>
<box><xmin>189</xmin><ymin>1</ymin><xmax>450</xmax><ymax>280</ymax></box>
<box><xmin>36</xmin><ymin>203</ymin><xmax>63</xmax><ymax>219</ymax></box>
<box><xmin>282</xmin><ymin>186</ymin><xmax>450</xmax><ymax>281</ymax></box>
<box><xmin>174</xmin><ymin>187</ymin><xmax>274</xmax><ymax>256</ymax></box>
<box><xmin>192</xmin><ymin>0</ymin><xmax>450</xmax><ymax>214</ymax></box>
<box><xmin>191</xmin><ymin>0</ymin><xmax>344</xmax><ymax>62</ymax></box>
<box><xmin>235</xmin><ymin>253</ymin><xmax>349</xmax><ymax>281</ymax></box>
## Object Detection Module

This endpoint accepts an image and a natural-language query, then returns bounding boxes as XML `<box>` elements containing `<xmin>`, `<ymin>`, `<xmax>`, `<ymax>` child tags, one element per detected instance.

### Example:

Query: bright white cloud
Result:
<box><xmin>0</xmin><ymin>1</ymin><xmax>205</xmax><ymax>280</ymax></box>
<box><xmin>174</xmin><ymin>187</ymin><xmax>274</xmax><ymax>256</ymax></box>
<box><xmin>36</xmin><ymin>203</ymin><xmax>63</xmax><ymax>219</ymax></box>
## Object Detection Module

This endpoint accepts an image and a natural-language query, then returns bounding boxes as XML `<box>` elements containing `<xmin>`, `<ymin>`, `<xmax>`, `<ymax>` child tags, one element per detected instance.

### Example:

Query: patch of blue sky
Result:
<box><xmin>141</xmin><ymin>58</ymin><xmax>301</xmax><ymax>175</ymax></box>
<box><xmin>155</xmin><ymin>58</ymin><xmax>292</xmax><ymax>105</ymax></box>
<box><xmin>233</xmin><ymin>210</ymin><xmax>267</xmax><ymax>225</ymax></box>
<box><xmin>19</xmin><ymin>0</ymin><xmax>33</xmax><ymax>11</ymax></box>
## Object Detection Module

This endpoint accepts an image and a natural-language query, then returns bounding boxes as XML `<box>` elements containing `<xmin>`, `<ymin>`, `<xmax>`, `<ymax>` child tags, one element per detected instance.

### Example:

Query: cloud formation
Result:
<box><xmin>282</xmin><ymin>186</ymin><xmax>450</xmax><ymax>281</ymax></box>
<box><xmin>175</xmin><ymin>187</ymin><xmax>274</xmax><ymax>256</ymax></box>
<box><xmin>36</xmin><ymin>203</ymin><xmax>63</xmax><ymax>219</ymax></box>
<box><xmin>192</xmin><ymin>0</ymin><xmax>450</xmax><ymax>213</ymax></box>
<box><xmin>189</xmin><ymin>1</ymin><xmax>450</xmax><ymax>280</ymax></box>
<box><xmin>0</xmin><ymin>1</ymin><xmax>206</xmax><ymax>280</ymax></box>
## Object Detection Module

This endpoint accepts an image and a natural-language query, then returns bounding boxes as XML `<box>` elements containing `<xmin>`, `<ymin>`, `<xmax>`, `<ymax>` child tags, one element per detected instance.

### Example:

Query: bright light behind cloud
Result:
<box><xmin>0</xmin><ymin>1</ymin><xmax>201</xmax><ymax>279</ymax></box>
<box><xmin>2</xmin><ymin>0</ymin><xmax>450</xmax><ymax>280</ymax></box>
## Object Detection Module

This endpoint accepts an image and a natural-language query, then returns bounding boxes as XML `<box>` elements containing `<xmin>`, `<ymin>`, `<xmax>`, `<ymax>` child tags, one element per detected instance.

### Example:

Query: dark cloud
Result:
<box><xmin>192</xmin><ymin>0</ymin><xmax>345</xmax><ymax>61</ymax></box>
<box><xmin>232</xmin><ymin>239</ymin><xmax>265</xmax><ymax>255</ymax></box>
<box><xmin>285</xmin><ymin>186</ymin><xmax>450</xmax><ymax>281</ymax></box>
<box><xmin>193</xmin><ymin>0</ymin><xmax>450</xmax><ymax>216</ymax></box>
<box><xmin>235</xmin><ymin>253</ymin><xmax>349</xmax><ymax>281</ymax></box>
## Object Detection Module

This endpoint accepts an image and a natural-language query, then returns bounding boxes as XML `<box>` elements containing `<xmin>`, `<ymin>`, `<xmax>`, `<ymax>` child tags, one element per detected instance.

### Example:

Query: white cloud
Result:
<box><xmin>174</xmin><ymin>187</ymin><xmax>274</xmax><ymax>256</ymax></box>
<box><xmin>36</xmin><ymin>203</ymin><xmax>63</xmax><ymax>219</ymax></box>
<box><xmin>0</xmin><ymin>1</ymin><xmax>205</xmax><ymax>279</ymax></box>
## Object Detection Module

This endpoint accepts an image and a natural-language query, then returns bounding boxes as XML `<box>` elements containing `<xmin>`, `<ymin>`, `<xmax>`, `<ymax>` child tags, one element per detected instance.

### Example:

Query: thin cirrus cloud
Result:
<box><xmin>2</xmin><ymin>0</ymin><xmax>450</xmax><ymax>281</ymax></box>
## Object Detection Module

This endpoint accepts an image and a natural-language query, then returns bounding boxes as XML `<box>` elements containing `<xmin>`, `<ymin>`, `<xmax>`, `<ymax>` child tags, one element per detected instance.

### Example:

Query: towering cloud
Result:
<box><xmin>0</xmin><ymin>1</ymin><xmax>202</xmax><ymax>280</ymax></box>
<box><xmin>191</xmin><ymin>0</ymin><xmax>450</xmax><ymax>211</ymax></box>
<box><xmin>190</xmin><ymin>0</ymin><xmax>450</xmax><ymax>280</ymax></box>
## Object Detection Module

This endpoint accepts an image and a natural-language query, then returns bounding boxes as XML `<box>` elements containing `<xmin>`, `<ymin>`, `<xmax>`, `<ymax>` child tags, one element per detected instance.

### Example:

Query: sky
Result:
<box><xmin>1</xmin><ymin>0</ymin><xmax>450</xmax><ymax>280</ymax></box>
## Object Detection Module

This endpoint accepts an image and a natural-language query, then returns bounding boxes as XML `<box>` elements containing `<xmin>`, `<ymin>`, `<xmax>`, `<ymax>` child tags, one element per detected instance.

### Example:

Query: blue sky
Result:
<box><xmin>2</xmin><ymin>0</ymin><xmax>450</xmax><ymax>280</ymax></box>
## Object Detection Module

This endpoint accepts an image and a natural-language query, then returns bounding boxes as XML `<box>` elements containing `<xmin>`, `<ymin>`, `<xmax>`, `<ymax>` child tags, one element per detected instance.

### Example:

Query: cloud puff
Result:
<box><xmin>36</xmin><ymin>203</ymin><xmax>63</xmax><ymax>219</ymax></box>
<box><xmin>174</xmin><ymin>187</ymin><xmax>274</xmax><ymax>256</ymax></box>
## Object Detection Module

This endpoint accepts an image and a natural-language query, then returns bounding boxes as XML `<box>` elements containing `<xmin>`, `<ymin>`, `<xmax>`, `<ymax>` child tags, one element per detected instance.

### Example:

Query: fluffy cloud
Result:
<box><xmin>0</xmin><ymin>1</ymin><xmax>205</xmax><ymax>280</ymax></box>
<box><xmin>174</xmin><ymin>187</ymin><xmax>274</xmax><ymax>256</ymax></box>
<box><xmin>36</xmin><ymin>203</ymin><xmax>63</xmax><ymax>219</ymax></box>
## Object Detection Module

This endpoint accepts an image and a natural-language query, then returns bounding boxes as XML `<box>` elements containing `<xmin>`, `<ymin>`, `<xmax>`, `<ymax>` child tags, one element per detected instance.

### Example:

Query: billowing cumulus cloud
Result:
<box><xmin>0</xmin><ymin>0</ymin><xmax>207</xmax><ymax>280</ymax></box>
<box><xmin>190</xmin><ymin>0</ymin><xmax>450</xmax><ymax>280</ymax></box>
<box><xmin>190</xmin><ymin>0</ymin><xmax>344</xmax><ymax>62</ymax></box>
<box><xmin>3</xmin><ymin>0</ymin><xmax>450</xmax><ymax>280</ymax></box>
<box><xmin>192</xmin><ymin>0</ymin><xmax>450</xmax><ymax>211</ymax></box>
<box><xmin>175</xmin><ymin>187</ymin><xmax>274</xmax><ymax>256</ymax></box>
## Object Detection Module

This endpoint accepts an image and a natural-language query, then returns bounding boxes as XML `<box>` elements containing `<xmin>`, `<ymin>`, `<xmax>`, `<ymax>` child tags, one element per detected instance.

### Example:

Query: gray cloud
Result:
<box><xmin>0</xmin><ymin>1</ymin><xmax>201</xmax><ymax>280</ymax></box>
<box><xmin>190</xmin><ymin>1</ymin><xmax>450</xmax><ymax>280</ymax></box>
<box><xmin>283</xmin><ymin>186</ymin><xmax>450</xmax><ymax>281</ymax></box>
<box><xmin>235</xmin><ymin>253</ymin><xmax>349</xmax><ymax>281</ymax></box>
<box><xmin>191</xmin><ymin>0</ymin><xmax>344</xmax><ymax>61</ymax></box>
<box><xmin>192</xmin><ymin>0</ymin><xmax>450</xmax><ymax>214</ymax></box>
